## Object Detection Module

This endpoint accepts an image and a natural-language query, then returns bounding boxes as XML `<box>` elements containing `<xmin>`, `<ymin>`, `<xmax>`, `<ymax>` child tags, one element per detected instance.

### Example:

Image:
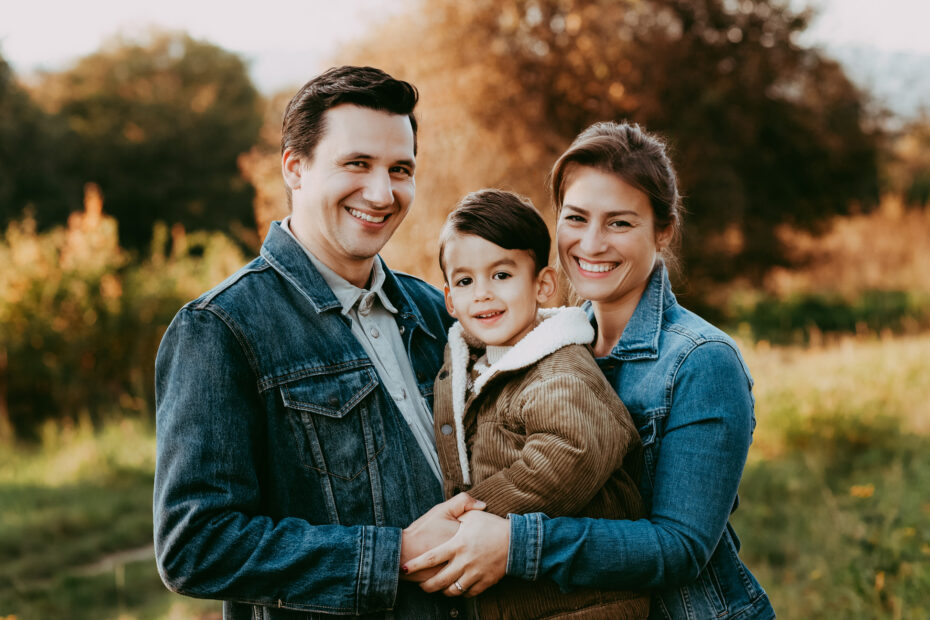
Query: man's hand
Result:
<box><xmin>402</xmin><ymin>509</ymin><xmax>509</xmax><ymax>596</ymax></box>
<box><xmin>400</xmin><ymin>493</ymin><xmax>486</xmax><ymax>582</ymax></box>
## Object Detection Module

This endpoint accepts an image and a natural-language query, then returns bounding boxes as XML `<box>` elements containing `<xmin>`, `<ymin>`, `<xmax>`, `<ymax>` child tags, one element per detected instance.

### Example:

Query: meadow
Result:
<box><xmin>2</xmin><ymin>332</ymin><xmax>928</xmax><ymax>619</ymax></box>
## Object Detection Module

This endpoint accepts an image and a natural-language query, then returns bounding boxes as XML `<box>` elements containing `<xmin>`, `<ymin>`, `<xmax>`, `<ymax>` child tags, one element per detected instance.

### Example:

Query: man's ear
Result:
<box><xmin>443</xmin><ymin>283</ymin><xmax>457</xmax><ymax>317</ymax></box>
<box><xmin>535</xmin><ymin>266</ymin><xmax>558</xmax><ymax>305</ymax></box>
<box><xmin>282</xmin><ymin>148</ymin><xmax>303</xmax><ymax>190</ymax></box>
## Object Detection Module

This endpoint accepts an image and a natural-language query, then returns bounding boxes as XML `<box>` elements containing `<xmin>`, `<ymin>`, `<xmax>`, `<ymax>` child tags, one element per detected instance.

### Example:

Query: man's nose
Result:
<box><xmin>362</xmin><ymin>169</ymin><xmax>394</xmax><ymax>207</ymax></box>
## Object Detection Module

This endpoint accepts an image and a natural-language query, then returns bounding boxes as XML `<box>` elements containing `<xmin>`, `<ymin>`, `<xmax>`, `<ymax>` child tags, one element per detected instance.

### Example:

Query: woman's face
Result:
<box><xmin>557</xmin><ymin>166</ymin><xmax>671</xmax><ymax>310</ymax></box>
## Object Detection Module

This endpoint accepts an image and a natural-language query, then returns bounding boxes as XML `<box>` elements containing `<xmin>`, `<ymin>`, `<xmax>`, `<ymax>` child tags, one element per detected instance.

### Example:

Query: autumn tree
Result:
<box><xmin>36</xmin><ymin>31</ymin><xmax>263</xmax><ymax>249</ymax></box>
<box><xmin>340</xmin><ymin>0</ymin><xmax>881</xmax><ymax>292</ymax></box>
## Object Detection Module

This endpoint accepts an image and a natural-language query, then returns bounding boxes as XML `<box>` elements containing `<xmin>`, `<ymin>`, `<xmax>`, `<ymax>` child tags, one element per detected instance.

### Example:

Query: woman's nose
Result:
<box><xmin>579</xmin><ymin>225</ymin><xmax>606</xmax><ymax>254</ymax></box>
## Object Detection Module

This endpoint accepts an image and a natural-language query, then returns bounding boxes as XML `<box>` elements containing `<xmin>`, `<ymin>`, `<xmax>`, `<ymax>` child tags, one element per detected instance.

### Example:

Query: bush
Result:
<box><xmin>0</xmin><ymin>194</ymin><xmax>246</xmax><ymax>440</ymax></box>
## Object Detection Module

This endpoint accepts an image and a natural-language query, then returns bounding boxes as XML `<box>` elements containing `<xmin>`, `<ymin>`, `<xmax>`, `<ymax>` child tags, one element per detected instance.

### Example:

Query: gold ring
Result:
<box><xmin>453</xmin><ymin>580</ymin><xmax>465</xmax><ymax>593</ymax></box>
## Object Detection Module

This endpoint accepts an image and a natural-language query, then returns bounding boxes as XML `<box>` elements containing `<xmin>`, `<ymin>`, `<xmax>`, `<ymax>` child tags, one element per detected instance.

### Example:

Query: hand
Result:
<box><xmin>404</xmin><ymin>509</ymin><xmax>509</xmax><ymax>597</ymax></box>
<box><xmin>400</xmin><ymin>493</ymin><xmax>486</xmax><ymax>582</ymax></box>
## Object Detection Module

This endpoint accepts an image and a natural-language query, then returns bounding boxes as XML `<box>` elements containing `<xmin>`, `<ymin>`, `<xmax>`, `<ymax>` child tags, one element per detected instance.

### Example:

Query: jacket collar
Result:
<box><xmin>446</xmin><ymin>306</ymin><xmax>595</xmax><ymax>484</ymax></box>
<box><xmin>259</xmin><ymin>221</ymin><xmax>437</xmax><ymax>340</ymax></box>
<box><xmin>584</xmin><ymin>261</ymin><xmax>677</xmax><ymax>361</ymax></box>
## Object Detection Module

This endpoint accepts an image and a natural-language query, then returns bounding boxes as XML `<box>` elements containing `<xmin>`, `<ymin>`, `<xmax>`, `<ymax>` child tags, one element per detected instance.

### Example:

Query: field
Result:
<box><xmin>2</xmin><ymin>333</ymin><xmax>928</xmax><ymax>619</ymax></box>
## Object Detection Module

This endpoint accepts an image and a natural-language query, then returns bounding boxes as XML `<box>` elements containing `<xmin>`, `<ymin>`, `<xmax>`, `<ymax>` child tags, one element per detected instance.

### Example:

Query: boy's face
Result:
<box><xmin>442</xmin><ymin>233</ymin><xmax>556</xmax><ymax>347</ymax></box>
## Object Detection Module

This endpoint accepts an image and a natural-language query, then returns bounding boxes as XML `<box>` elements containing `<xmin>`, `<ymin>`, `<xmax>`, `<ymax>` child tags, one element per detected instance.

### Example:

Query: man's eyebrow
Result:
<box><xmin>339</xmin><ymin>152</ymin><xmax>416</xmax><ymax>169</ymax></box>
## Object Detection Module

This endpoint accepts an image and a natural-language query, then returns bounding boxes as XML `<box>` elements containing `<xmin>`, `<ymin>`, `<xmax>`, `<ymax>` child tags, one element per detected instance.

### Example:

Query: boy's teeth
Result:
<box><xmin>348</xmin><ymin>208</ymin><xmax>386</xmax><ymax>223</ymax></box>
<box><xmin>578</xmin><ymin>258</ymin><xmax>617</xmax><ymax>273</ymax></box>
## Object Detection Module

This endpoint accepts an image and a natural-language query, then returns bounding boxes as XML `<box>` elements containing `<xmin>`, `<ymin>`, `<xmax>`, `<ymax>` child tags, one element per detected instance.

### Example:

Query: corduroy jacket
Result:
<box><xmin>433</xmin><ymin>307</ymin><xmax>649</xmax><ymax>620</ymax></box>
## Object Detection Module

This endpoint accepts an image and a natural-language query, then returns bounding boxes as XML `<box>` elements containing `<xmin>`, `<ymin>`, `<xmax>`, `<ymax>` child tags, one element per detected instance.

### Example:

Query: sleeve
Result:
<box><xmin>153</xmin><ymin>307</ymin><xmax>401</xmax><ymax>614</ymax></box>
<box><xmin>507</xmin><ymin>341</ymin><xmax>754</xmax><ymax>590</ymax></box>
<box><xmin>466</xmin><ymin>372</ymin><xmax>634</xmax><ymax>517</ymax></box>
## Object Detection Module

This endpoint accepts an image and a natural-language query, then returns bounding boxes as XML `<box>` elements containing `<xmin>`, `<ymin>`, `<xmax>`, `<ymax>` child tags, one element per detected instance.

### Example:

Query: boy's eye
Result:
<box><xmin>492</xmin><ymin>272</ymin><xmax>511</xmax><ymax>280</ymax></box>
<box><xmin>454</xmin><ymin>276</ymin><xmax>472</xmax><ymax>287</ymax></box>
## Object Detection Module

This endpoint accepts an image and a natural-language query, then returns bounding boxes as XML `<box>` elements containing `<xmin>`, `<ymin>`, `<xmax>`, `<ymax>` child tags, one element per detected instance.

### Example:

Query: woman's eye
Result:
<box><xmin>563</xmin><ymin>214</ymin><xmax>585</xmax><ymax>223</ymax></box>
<box><xmin>492</xmin><ymin>272</ymin><xmax>511</xmax><ymax>280</ymax></box>
<box><xmin>609</xmin><ymin>220</ymin><xmax>632</xmax><ymax>229</ymax></box>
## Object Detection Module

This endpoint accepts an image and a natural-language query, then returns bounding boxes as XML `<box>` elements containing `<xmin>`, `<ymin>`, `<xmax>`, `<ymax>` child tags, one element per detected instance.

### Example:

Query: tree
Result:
<box><xmin>0</xmin><ymin>53</ymin><xmax>81</xmax><ymax>228</ymax></box>
<box><xmin>340</xmin><ymin>0</ymin><xmax>881</xmax><ymax>293</ymax></box>
<box><xmin>36</xmin><ymin>31</ymin><xmax>263</xmax><ymax>249</ymax></box>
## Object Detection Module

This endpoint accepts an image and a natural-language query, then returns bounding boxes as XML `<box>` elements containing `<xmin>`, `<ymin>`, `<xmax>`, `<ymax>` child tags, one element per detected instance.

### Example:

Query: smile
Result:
<box><xmin>576</xmin><ymin>258</ymin><xmax>618</xmax><ymax>273</ymax></box>
<box><xmin>474</xmin><ymin>311</ymin><xmax>504</xmax><ymax>320</ymax></box>
<box><xmin>347</xmin><ymin>208</ymin><xmax>388</xmax><ymax>224</ymax></box>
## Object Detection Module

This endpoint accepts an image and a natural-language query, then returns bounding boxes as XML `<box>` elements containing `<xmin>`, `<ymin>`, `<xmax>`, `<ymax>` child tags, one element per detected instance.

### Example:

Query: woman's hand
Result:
<box><xmin>403</xmin><ymin>509</ymin><xmax>510</xmax><ymax>597</ymax></box>
<box><xmin>400</xmin><ymin>493</ymin><xmax>485</xmax><ymax>583</ymax></box>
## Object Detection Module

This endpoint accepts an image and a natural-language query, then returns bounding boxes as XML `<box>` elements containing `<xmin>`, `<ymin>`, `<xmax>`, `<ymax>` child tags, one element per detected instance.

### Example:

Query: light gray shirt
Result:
<box><xmin>282</xmin><ymin>217</ymin><xmax>443</xmax><ymax>481</ymax></box>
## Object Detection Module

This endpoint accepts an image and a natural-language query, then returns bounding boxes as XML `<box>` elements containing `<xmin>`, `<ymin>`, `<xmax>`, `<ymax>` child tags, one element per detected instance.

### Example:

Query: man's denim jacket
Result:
<box><xmin>507</xmin><ymin>263</ymin><xmax>776</xmax><ymax>620</ymax></box>
<box><xmin>153</xmin><ymin>222</ymin><xmax>458</xmax><ymax>619</ymax></box>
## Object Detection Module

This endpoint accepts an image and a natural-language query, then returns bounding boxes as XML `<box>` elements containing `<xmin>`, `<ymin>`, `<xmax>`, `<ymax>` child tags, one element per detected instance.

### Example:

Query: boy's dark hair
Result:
<box><xmin>439</xmin><ymin>189</ymin><xmax>551</xmax><ymax>279</ymax></box>
<box><xmin>281</xmin><ymin>65</ymin><xmax>419</xmax><ymax>207</ymax></box>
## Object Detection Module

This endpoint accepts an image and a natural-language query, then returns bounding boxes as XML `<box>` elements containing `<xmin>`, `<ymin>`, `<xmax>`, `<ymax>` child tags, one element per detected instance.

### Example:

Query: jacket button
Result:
<box><xmin>438</xmin><ymin>370</ymin><xmax>449</xmax><ymax>379</ymax></box>
<box><xmin>441</xmin><ymin>424</ymin><xmax>453</xmax><ymax>435</ymax></box>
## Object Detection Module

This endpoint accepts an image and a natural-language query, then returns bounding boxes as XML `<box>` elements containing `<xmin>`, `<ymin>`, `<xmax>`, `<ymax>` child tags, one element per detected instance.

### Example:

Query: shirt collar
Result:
<box><xmin>281</xmin><ymin>216</ymin><xmax>398</xmax><ymax>316</ymax></box>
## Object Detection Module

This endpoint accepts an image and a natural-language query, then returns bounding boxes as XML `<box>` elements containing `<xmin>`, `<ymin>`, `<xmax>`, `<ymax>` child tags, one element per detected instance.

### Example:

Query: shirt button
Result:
<box><xmin>369</xmin><ymin>327</ymin><xmax>380</xmax><ymax>338</ymax></box>
<box><xmin>449</xmin><ymin>608</ymin><xmax>460</xmax><ymax>618</ymax></box>
<box><xmin>441</xmin><ymin>424</ymin><xmax>453</xmax><ymax>435</ymax></box>
<box><xmin>395</xmin><ymin>389</ymin><xmax>407</xmax><ymax>401</ymax></box>
<box><xmin>399</xmin><ymin>325</ymin><xmax>405</xmax><ymax>335</ymax></box>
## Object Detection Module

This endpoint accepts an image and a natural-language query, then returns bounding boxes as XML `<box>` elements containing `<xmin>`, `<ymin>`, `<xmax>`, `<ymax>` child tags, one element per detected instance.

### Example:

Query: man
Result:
<box><xmin>154</xmin><ymin>66</ymin><xmax>478</xmax><ymax>619</ymax></box>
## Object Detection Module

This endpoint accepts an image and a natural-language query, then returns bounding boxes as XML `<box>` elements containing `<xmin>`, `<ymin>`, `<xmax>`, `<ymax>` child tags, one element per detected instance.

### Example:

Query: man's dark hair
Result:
<box><xmin>439</xmin><ymin>189</ymin><xmax>551</xmax><ymax>280</ymax></box>
<box><xmin>281</xmin><ymin>66</ymin><xmax>419</xmax><ymax>206</ymax></box>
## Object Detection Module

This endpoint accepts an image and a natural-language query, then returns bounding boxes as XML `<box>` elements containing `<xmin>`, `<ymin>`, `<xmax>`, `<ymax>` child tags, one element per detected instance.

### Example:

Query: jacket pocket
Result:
<box><xmin>282</xmin><ymin>366</ymin><xmax>385</xmax><ymax>480</ymax></box>
<box><xmin>632</xmin><ymin>408</ymin><xmax>667</xmax><ymax>495</ymax></box>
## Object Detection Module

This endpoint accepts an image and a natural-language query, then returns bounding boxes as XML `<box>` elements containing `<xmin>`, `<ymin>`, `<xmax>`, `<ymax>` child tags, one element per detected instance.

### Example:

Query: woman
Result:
<box><xmin>403</xmin><ymin>122</ymin><xmax>776</xmax><ymax>619</ymax></box>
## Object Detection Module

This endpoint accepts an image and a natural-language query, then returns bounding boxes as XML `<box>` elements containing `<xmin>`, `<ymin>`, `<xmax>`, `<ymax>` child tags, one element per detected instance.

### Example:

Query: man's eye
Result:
<box><xmin>346</xmin><ymin>161</ymin><xmax>368</xmax><ymax>168</ymax></box>
<box><xmin>391</xmin><ymin>166</ymin><xmax>412</xmax><ymax>176</ymax></box>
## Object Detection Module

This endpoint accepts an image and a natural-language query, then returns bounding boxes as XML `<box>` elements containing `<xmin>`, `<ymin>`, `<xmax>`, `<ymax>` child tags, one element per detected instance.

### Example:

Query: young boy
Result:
<box><xmin>433</xmin><ymin>189</ymin><xmax>649</xmax><ymax>619</ymax></box>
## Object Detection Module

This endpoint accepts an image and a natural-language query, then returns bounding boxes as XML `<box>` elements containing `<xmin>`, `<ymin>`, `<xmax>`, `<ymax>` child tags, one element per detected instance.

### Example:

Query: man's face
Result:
<box><xmin>284</xmin><ymin>104</ymin><xmax>416</xmax><ymax>286</ymax></box>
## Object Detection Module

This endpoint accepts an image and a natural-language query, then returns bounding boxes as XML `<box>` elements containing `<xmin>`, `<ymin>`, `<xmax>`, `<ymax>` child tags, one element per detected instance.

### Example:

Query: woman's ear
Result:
<box><xmin>535</xmin><ymin>266</ymin><xmax>558</xmax><ymax>305</ymax></box>
<box><xmin>282</xmin><ymin>148</ymin><xmax>303</xmax><ymax>190</ymax></box>
<box><xmin>656</xmin><ymin>225</ymin><xmax>674</xmax><ymax>253</ymax></box>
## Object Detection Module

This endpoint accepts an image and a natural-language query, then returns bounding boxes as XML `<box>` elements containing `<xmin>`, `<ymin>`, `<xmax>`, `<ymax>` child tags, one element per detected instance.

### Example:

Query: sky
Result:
<box><xmin>2</xmin><ymin>0</ymin><xmax>929</xmax><ymax>94</ymax></box>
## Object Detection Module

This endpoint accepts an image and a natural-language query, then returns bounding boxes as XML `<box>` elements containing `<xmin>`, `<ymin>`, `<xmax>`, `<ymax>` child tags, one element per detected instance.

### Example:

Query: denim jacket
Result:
<box><xmin>153</xmin><ymin>222</ymin><xmax>460</xmax><ymax>619</ymax></box>
<box><xmin>507</xmin><ymin>263</ymin><xmax>775</xmax><ymax>620</ymax></box>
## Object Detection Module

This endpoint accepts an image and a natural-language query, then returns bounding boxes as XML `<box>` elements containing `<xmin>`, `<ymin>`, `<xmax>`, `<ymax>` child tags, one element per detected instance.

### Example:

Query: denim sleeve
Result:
<box><xmin>508</xmin><ymin>341</ymin><xmax>754</xmax><ymax>590</ymax></box>
<box><xmin>154</xmin><ymin>307</ymin><xmax>401</xmax><ymax>614</ymax></box>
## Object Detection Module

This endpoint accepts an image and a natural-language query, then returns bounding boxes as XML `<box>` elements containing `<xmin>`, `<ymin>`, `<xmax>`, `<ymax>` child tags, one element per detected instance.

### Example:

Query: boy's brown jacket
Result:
<box><xmin>433</xmin><ymin>307</ymin><xmax>649</xmax><ymax>620</ymax></box>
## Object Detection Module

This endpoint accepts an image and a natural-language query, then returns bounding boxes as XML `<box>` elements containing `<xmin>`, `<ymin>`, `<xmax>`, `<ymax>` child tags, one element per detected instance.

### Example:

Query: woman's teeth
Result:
<box><xmin>577</xmin><ymin>258</ymin><xmax>618</xmax><ymax>273</ymax></box>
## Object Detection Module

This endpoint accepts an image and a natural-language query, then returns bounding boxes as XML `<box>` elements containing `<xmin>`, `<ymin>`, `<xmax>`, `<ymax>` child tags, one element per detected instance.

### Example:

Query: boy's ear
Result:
<box><xmin>535</xmin><ymin>266</ymin><xmax>558</xmax><ymax>305</ymax></box>
<box><xmin>282</xmin><ymin>148</ymin><xmax>303</xmax><ymax>190</ymax></box>
<box><xmin>443</xmin><ymin>283</ymin><xmax>458</xmax><ymax>317</ymax></box>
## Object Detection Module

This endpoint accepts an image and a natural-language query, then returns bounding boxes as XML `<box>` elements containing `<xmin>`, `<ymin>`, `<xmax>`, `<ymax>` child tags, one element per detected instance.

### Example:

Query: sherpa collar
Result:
<box><xmin>446</xmin><ymin>306</ymin><xmax>595</xmax><ymax>484</ymax></box>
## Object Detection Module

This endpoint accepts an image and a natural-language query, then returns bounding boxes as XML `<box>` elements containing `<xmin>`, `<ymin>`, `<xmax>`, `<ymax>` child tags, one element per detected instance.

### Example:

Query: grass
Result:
<box><xmin>0</xmin><ymin>418</ymin><xmax>219</xmax><ymax>620</ymax></box>
<box><xmin>2</xmin><ymin>334</ymin><xmax>929</xmax><ymax>618</ymax></box>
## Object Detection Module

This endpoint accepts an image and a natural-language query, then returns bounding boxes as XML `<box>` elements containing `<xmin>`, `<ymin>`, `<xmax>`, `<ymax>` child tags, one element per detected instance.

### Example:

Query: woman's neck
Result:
<box><xmin>590</xmin><ymin>285</ymin><xmax>648</xmax><ymax>357</ymax></box>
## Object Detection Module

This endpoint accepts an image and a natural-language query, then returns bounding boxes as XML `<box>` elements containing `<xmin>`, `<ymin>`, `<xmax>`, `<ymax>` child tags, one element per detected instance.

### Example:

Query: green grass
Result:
<box><xmin>0</xmin><ymin>418</ymin><xmax>220</xmax><ymax>619</ymax></box>
<box><xmin>2</xmin><ymin>335</ymin><xmax>929</xmax><ymax>618</ymax></box>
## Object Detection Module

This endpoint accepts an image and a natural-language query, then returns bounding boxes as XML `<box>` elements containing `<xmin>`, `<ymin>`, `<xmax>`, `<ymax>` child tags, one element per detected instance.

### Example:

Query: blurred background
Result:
<box><xmin>1</xmin><ymin>0</ymin><xmax>928</xmax><ymax>618</ymax></box>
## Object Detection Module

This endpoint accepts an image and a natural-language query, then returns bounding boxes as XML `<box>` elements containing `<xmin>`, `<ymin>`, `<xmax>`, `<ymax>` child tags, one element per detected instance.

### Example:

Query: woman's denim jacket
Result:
<box><xmin>153</xmin><ymin>223</ymin><xmax>460</xmax><ymax>619</ymax></box>
<box><xmin>507</xmin><ymin>264</ymin><xmax>775</xmax><ymax>620</ymax></box>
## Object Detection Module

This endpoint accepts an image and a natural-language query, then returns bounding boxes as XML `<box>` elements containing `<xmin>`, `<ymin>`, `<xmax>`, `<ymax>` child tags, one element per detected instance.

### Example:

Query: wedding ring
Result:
<box><xmin>453</xmin><ymin>580</ymin><xmax>465</xmax><ymax>593</ymax></box>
